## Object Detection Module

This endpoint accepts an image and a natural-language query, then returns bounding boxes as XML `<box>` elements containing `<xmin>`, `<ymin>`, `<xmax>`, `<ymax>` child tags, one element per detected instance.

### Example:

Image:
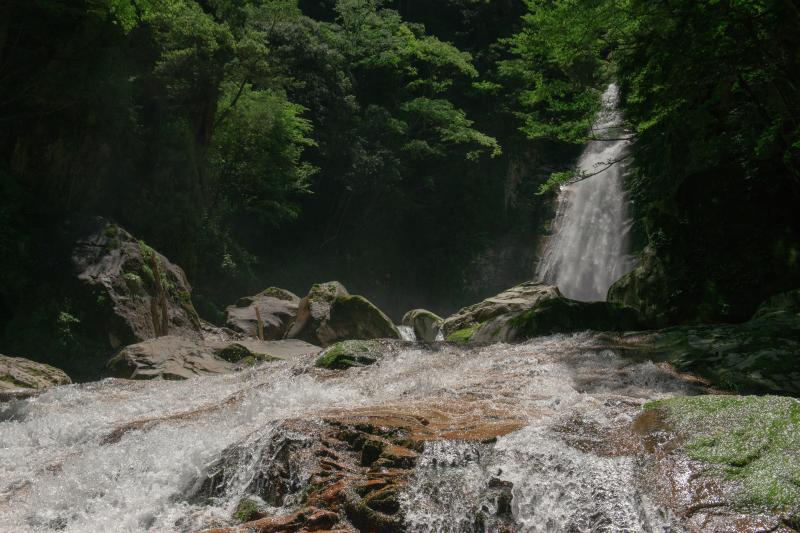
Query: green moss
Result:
<box><xmin>139</xmin><ymin>264</ymin><xmax>155</xmax><ymax>288</ymax></box>
<box><xmin>103</xmin><ymin>224</ymin><xmax>119</xmax><ymax>238</ymax></box>
<box><xmin>122</xmin><ymin>272</ymin><xmax>144</xmax><ymax>293</ymax></box>
<box><xmin>316</xmin><ymin>340</ymin><xmax>380</xmax><ymax>369</ymax></box>
<box><xmin>646</xmin><ymin>395</ymin><xmax>800</xmax><ymax>511</ymax></box>
<box><xmin>215</xmin><ymin>343</ymin><xmax>252</xmax><ymax>363</ymax></box>
<box><xmin>446</xmin><ymin>325</ymin><xmax>479</xmax><ymax>344</ymax></box>
<box><xmin>233</xmin><ymin>498</ymin><xmax>261</xmax><ymax>523</ymax></box>
<box><xmin>138</xmin><ymin>240</ymin><xmax>156</xmax><ymax>261</ymax></box>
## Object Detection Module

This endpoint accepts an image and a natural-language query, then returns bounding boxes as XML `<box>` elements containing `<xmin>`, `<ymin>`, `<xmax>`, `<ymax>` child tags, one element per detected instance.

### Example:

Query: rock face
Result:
<box><xmin>71</xmin><ymin>218</ymin><xmax>202</xmax><ymax>349</ymax></box>
<box><xmin>442</xmin><ymin>281</ymin><xmax>643</xmax><ymax>344</ymax></box>
<box><xmin>402</xmin><ymin>309</ymin><xmax>443</xmax><ymax>342</ymax></box>
<box><xmin>286</xmin><ymin>282</ymin><xmax>400</xmax><ymax>346</ymax></box>
<box><xmin>0</xmin><ymin>354</ymin><xmax>71</xmax><ymax>396</ymax></box>
<box><xmin>225</xmin><ymin>288</ymin><xmax>300</xmax><ymax>340</ymax></box>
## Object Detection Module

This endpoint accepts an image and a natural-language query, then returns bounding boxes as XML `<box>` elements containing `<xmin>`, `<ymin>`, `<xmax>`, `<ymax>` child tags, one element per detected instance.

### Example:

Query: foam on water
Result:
<box><xmin>0</xmin><ymin>334</ymin><xmax>701</xmax><ymax>532</ymax></box>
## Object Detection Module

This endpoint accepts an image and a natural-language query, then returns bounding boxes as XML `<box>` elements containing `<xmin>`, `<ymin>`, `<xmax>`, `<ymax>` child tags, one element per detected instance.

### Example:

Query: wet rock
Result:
<box><xmin>225</xmin><ymin>288</ymin><xmax>300</xmax><ymax>340</ymax></box>
<box><xmin>0</xmin><ymin>354</ymin><xmax>71</xmax><ymax>397</ymax></box>
<box><xmin>402</xmin><ymin>309</ymin><xmax>443</xmax><ymax>343</ymax></box>
<box><xmin>316</xmin><ymin>340</ymin><xmax>383</xmax><ymax>370</ymax></box>
<box><xmin>635</xmin><ymin>396</ymin><xmax>800</xmax><ymax>531</ymax></box>
<box><xmin>71</xmin><ymin>218</ymin><xmax>202</xmax><ymax>348</ymax></box>
<box><xmin>191</xmin><ymin>399</ymin><xmax>527</xmax><ymax>533</ymax></box>
<box><xmin>286</xmin><ymin>282</ymin><xmax>400</xmax><ymax>346</ymax></box>
<box><xmin>443</xmin><ymin>281</ymin><xmax>643</xmax><ymax>343</ymax></box>
<box><xmin>105</xmin><ymin>336</ymin><xmax>306</xmax><ymax>380</ymax></box>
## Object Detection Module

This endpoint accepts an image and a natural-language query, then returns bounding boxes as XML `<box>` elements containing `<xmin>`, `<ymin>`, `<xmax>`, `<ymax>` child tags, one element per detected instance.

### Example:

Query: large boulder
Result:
<box><xmin>443</xmin><ymin>281</ymin><xmax>643</xmax><ymax>344</ymax></box>
<box><xmin>71</xmin><ymin>218</ymin><xmax>202</xmax><ymax>349</ymax></box>
<box><xmin>225</xmin><ymin>288</ymin><xmax>300</xmax><ymax>339</ymax></box>
<box><xmin>286</xmin><ymin>282</ymin><xmax>400</xmax><ymax>346</ymax></box>
<box><xmin>0</xmin><ymin>354</ymin><xmax>71</xmax><ymax>398</ymax></box>
<box><xmin>442</xmin><ymin>282</ymin><xmax>561</xmax><ymax>337</ymax></box>
<box><xmin>401</xmin><ymin>309</ymin><xmax>443</xmax><ymax>343</ymax></box>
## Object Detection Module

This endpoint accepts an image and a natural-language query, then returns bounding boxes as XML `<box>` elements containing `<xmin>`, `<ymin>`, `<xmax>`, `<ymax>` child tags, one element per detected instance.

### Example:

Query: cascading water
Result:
<box><xmin>536</xmin><ymin>84</ymin><xmax>636</xmax><ymax>301</ymax></box>
<box><xmin>0</xmin><ymin>334</ymin><xmax>707</xmax><ymax>532</ymax></box>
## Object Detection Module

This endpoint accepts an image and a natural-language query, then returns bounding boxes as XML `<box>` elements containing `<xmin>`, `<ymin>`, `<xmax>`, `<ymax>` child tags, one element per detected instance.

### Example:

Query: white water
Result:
<box><xmin>536</xmin><ymin>84</ymin><xmax>636</xmax><ymax>301</ymax></box>
<box><xmin>0</xmin><ymin>335</ymin><xmax>703</xmax><ymax>532</ymax></box>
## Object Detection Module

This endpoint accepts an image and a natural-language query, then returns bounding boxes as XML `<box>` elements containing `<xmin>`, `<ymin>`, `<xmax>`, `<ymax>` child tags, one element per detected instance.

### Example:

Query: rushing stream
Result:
<box><xmin>0</xmin><ymin>334</ymin><xmax>705</xmax><ymax>532</ymax></box>
<box><xmin>536</xmin><ymin>84</ymin><xmax>636</xmax><ymax>301</ymax></box>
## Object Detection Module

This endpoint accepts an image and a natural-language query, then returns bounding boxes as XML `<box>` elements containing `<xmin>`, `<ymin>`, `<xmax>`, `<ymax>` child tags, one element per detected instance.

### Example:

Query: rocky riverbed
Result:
<box><xmin>2</xmin><ymin>331</ymin><xmax>797</xmax><ymax>532</ymax></box>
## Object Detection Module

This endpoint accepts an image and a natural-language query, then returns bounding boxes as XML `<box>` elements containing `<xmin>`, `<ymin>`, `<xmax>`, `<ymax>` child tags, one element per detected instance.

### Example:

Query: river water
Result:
<box><xmin>0</xmin><ymin>334</ymin><xmax>703</xmax><ymax>532</ymax></box>
<box><xmin>536</xmin><ymin>84</ymin><xmax>636</xmax><ymax>301</ymax></box>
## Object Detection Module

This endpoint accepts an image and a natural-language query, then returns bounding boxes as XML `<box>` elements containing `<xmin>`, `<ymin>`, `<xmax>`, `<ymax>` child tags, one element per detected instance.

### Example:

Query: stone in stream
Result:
<box><xmin>225</xmin><ymin>287</ymin><xmax>300</xmax><ymax>340</ymax></box>
<box><xmin>106</xmin><ymin>336</ymin><xmax>320</xmax><ymax>380</ymax></box>
<box><xmin>0</xmin><ymin>354</ymin><xmax>72</xmax><ymax>400</ymax></box>
<box><xmin>286</xmin><ymin>282</ymin><xmax>400</xmax><ymax>346</ymax></box>
<box><xmin>315</xmin><ymin>339</ymin><xmax>420</xmax><ymax>370</ymax></box>
<box><xmin>401</xmin><ymin>308</ymin><xmax>443</xmax><ymax>343</ymax></box>
<box><xmin>442</xmin><ymin>281</ymin><xmax>643</xmax><ymax>344</ymax></box>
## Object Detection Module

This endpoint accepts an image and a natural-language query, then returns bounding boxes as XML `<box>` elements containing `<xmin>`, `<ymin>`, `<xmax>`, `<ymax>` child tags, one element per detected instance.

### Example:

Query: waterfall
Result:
<box><xmin>536</xmin><ymin>84</ymin><xmax>636</xmax><ymax>301</ymax></box>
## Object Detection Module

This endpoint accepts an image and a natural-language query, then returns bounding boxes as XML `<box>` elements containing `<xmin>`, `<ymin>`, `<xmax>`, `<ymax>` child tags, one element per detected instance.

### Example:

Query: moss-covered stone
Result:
<box><xmin>315</xmin><ymin>340</ymin><xmax>382</xmax><ymax>370</ymax></box>
<box><xmin>506</xmin><ymin>298</ymin><xmax>642</xmax><ymax>341</ymax></box>
<box><xmin>233</xmin><ymin>498</ymin><xmax>262</xmax><ymax>523</ymax></box>
<box><xmin>446</xmin><ymin>325</ymin><xmax>480</xmax><ymax>344</ymax></box>
<box><xmin>645</xmin><ymin>395</ymin><xmax>800</xmax><ymax>512</ymax></box>
<box><xmin>402</xmin><ymin>309</ymin><xmax>443</xmax><ymax>342</ymax></box>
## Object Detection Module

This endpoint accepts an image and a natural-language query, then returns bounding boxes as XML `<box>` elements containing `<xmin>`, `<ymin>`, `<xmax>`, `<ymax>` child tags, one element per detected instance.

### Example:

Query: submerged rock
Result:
<box><xmin>225</xmin><ymin>287</ymin><xmax>300</xmax><ymax>340</ymax></box>
<box><xmin>0</xmin><ymin>354</ymin><xmax>71</xmax><ymax>399</ymax></box>
<box><xmin>402</xmin><ymin>309</ymin><xmax>443</xmax><ymax>343</ymax></box>
<box><xmin>443</xmin><ymin>281</ymin><xmax>643</xmax><ymax>343</ymax></box>
<box><xmin>286</xmin><ymin>282</ymin><xmax>400</xmax><ymax>346</ymax></box>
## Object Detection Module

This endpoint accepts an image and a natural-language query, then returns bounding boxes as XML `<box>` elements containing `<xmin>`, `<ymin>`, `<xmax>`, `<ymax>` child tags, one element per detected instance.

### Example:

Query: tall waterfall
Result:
<box><xmin>536</xmin><ymin>84</ymin><xmax>635</xmax><ymax>301</ymax></box>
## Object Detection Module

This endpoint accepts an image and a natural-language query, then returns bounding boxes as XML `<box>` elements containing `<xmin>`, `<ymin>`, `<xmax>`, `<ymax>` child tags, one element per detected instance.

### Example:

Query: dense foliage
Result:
<box><xmin>1</xmin><ymin>0</ymin><xmax>798</xmax><ymax>361</ymax></box>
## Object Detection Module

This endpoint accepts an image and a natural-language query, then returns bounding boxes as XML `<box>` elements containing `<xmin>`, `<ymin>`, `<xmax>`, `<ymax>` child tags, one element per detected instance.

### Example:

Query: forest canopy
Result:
<box><xmin>1</xmin><ymin>0</ymin><xmax>798</xmax><ymax>341</ymax></box>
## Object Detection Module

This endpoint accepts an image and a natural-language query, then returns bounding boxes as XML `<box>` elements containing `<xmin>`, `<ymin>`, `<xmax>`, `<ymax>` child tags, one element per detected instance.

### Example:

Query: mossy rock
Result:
<box><xmin>446</xmin><ymin>325</ymin><xmax>480</xmax><ymax>344</ymax></box>
<box><xmin>645</xmin><ymin>395</ymin><xmax>800</xmax><ymax>513</ymax></box>
<box><xmin>214</xmin><ymin>343</ymin><xmax>278</xmax><ymax>365</ymax></box>
<box><xmin>233</xmin><ymin>498</ymin><xmax>263</xmax><ymax>523</ymax></box>
<box><xmin>402</xmin><ymin>309</ymin><xmax>443</xmax><ymax>342</ymax></box>
<box><xmin>315</xmin><ymin>340</ymin><xmax>384</xmax><ymax>370</ymax></box>
<box><xmin>504</xmin><ymin>298</ymin><xmax>643</xmax><ymax>341</ymax></box>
